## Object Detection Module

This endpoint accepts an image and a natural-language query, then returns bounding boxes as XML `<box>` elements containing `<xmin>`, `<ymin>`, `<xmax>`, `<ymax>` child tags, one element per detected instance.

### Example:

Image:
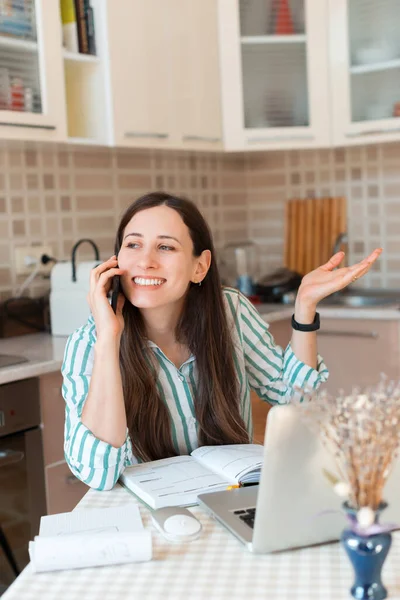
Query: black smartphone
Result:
<box><xmin>111</xmin><ymin>275</ymin><xmax>121</xmax><ymax>314</ymax></box>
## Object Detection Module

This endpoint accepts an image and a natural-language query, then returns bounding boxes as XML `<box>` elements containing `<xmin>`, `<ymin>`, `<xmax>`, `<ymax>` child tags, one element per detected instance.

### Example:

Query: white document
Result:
<box><xmin>120</xmin><ymin>456</ymin><xmax>233</xmax><ymax>509</ymax></box>
<box><xmin>29</xmin><ymin>505</ymin><xmax>152</xmax><ymax>573</ymax></box>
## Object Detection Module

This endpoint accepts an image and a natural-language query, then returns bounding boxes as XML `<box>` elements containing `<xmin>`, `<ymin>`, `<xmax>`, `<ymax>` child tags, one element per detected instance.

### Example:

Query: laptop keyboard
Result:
<box><xmin>233</xmin><ymin>507</ymin><xmax>256</xmax><ymax>529</ymax></box>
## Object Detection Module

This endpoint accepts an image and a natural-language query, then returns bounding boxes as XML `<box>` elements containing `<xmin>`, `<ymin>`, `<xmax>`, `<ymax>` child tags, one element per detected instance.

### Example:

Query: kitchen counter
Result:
<box><xmin>1</xmin><ymin>302</ymin><xmax>400</xmax><ymax>385</ymax></box>
<box><xmin>3</xmin><ymin>484</ymin><xmax>400</xmax><ymax>600</ymax></box>
<box><xmin>0</xmin><ymin>333</ymin><xmax>68</xmax><ymax>385</ymax></box>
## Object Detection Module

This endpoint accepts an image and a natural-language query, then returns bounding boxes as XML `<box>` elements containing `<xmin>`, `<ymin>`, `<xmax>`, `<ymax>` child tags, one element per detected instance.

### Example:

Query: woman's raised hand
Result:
<box><xmin>87</xmin><ymin>256</ymin><xmax>125</xmax><ymax>339</ymax></box>
<box><xmin>296</xmin><ymin>248</ymin><xmax>383</xmax><ymax>309</ymax></box>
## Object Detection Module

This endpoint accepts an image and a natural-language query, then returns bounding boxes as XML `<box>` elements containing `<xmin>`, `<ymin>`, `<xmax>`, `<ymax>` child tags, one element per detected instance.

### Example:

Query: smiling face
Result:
<box><xmin>118</xmin><ymin>205</ymin><xmax>210</xmax><ymax>311</ymax></box>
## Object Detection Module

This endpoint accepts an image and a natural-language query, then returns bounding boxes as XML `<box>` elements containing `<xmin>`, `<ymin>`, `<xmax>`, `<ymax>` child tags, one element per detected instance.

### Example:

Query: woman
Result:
<box><xmin>62</xmin><ymin>192</ymin><xmax>382</xmax><ymax>491</ymax></box>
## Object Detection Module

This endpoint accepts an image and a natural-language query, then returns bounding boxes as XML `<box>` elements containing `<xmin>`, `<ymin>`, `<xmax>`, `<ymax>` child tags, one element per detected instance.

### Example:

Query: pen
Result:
<box><xmin>226</xmin><ymin>482</ymin><xmax>259</xmax><ymax>490</ymax></box>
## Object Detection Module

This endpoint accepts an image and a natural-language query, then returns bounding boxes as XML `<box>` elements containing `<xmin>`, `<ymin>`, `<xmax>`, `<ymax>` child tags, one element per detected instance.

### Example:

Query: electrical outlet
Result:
<box><xmin>14</xmin><ymin>245</ymin><xmax>54</xmax><ymax>276</ymax></box>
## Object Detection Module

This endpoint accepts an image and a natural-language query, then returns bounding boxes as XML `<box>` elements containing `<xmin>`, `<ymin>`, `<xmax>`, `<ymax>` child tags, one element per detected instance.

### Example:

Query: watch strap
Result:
<box><xmin>291</xmin><ymin>312</ymin><xmax>320</xmax><ymax>332</ymax></box>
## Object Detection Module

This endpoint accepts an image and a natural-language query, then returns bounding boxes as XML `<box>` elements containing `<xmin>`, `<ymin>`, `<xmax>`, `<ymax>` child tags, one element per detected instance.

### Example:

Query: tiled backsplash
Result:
<box><xmin>1</xmin><ymin>141</ymin><xmax>400</xmax><ymax>299</ymax></box>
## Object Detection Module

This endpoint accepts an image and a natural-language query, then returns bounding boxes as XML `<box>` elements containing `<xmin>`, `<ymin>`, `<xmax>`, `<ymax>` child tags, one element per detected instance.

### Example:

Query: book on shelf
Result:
<box><xmin>84</xmin><ymin>0</ymin><xmax>96</xmax><ymax>55</ymax></box>
<box><xmin>60</xmin><ymin>0</ymin><xmax>78</xmax><ymax>53</ymax></box>
<box><xmin>74</xmin><ymin>0</ymin><xmax>88</xmax><ymax>53</ymax></box>
<box><xmin>119</xmin><ymin>444</ymin><xmax>264</xmax><ymax>509</ymax></box>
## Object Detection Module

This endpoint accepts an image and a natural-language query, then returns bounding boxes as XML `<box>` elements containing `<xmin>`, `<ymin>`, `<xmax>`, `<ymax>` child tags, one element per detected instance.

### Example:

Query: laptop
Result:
<box><xmin>198</xmin><ymin>403</ymin><xmax>400</xmax><ymax>553</ymax></box>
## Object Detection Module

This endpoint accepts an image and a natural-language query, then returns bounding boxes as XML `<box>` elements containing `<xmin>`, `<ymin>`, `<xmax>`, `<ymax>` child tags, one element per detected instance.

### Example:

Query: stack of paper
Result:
<box><xmin>29</xmin><ymin>505</ymin><xmax>152</xmax><ymax>573</ymax></box>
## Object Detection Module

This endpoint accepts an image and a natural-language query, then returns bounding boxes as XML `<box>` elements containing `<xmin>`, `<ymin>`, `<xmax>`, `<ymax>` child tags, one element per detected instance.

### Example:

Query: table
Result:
<box><xmin>3</xmin><ymin>484</ymin><xmax>400</xmax><ymax>600</ymax></box>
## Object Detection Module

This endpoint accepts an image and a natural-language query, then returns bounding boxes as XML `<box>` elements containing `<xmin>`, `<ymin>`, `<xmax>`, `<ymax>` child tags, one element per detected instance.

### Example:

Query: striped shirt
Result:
<box><xmin>62</xmin><ymin>287</ymin><xmax>328</xmax><ymax>491</ymax></box>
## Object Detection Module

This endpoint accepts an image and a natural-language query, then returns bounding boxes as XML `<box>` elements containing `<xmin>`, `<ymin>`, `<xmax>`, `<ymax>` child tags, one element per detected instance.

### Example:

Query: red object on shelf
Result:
<box><xmin>274</xmin><ymin>0</ymin><xmax>295</xmax><ymax>35</ymax></box>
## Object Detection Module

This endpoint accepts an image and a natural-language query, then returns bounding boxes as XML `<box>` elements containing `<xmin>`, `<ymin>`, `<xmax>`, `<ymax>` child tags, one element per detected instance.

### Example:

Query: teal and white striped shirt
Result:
<box><xmin>62</xmin><ymin>288</ymin><xmax>328</xmax><ymax>491</ymax></box>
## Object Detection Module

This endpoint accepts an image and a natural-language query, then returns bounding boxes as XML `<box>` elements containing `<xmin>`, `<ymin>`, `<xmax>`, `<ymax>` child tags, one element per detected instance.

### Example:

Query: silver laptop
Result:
<box><xmin>198</xmin><ymin>404</ymin><xmax>400</xmax><ymax>553</ymax></box>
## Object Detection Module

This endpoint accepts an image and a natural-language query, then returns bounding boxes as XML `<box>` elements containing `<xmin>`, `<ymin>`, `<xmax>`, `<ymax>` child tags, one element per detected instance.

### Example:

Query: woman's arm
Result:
<box><xmin>290</xmin><ymin>295</ymin><xmax>317</xmax><ymax>370</ymax></box>
<box><xmin>81</xmin><ymin>255</ymin><xmax>127</xmax><ymax>447</ymax></box>
<box><xmin>80</xmin><ymin>334</ymin><xmax>126</xmax><ymax>447</ymax></box>
<box><xmin>289</xmin><ymin>248</ymin><xmax>382</xmax><ymax>371</ymax></box>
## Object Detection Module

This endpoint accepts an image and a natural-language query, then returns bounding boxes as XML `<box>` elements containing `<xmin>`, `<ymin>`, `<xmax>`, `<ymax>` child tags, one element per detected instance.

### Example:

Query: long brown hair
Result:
<box><xmin>115</xmin><ymin>192</ymin><xmax>249</xmax><ymax>461</ymax></box>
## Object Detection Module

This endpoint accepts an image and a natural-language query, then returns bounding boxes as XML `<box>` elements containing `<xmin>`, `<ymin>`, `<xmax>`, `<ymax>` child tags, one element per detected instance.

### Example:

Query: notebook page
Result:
<box><xmin>191</xmin><ymin>444</ymin><xmax>264</xmax><ymax>483</ymax></box>
<box><xmin>120</xmin><ymin>455</ymin><xmax>233</xmax><ymax>508</ymax></box>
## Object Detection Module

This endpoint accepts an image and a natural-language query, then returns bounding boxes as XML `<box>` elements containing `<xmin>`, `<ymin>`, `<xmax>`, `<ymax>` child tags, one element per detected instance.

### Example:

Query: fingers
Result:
<box><xmin>321</xmin><ymin>251</ymin><xmax>345</xmax><ymax>271</ymax></box>
<box><xmin>347</xmin><ymin>248</ymin><xmax>383</xmax><ymax>283</ymax></box>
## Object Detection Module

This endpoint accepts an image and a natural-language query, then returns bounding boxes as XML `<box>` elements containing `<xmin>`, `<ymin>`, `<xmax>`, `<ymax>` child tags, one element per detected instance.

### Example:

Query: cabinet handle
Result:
<box><xmin>124</xmin><ymin>131</ymin><xmax>169</xmax><ymax>139</ymax></box>
<box><xmin>182</xmin><ymin>135</ymin><xmax>221</xmax><ymax>143</ymax></box>
<box><xmin>345</xmin><ymin>126</ymin><xmax>400</xmax><ymax>138</ymax></box>
<box><xmin>65</xmin><ymin>474</ymin><xmax>82</xmax><ymax>485</ymax></box>
<box><xmin>0</xmin><ymin>121</ymin><xmax>56</xmax><ymax>130</ymax></box>
<box><xmin>319</xmin><ymin>330</ymin><xmax>378</xmax><ymax>339</ymax></box>
<box><xmin>246</xmin><ymin>134</ymin><xmax>314</xmax><ymax>143</ymax></box>
<box><xmin>0</xmin><ymin>449</ymin><xmax>24</xmax><ymax>468</ymax></box>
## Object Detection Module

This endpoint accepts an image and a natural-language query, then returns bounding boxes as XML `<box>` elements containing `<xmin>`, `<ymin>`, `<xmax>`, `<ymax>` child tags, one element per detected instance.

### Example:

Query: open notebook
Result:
<box><xmin>119</xmin><ymin>444</ymin><xmax>264</xmax><ymax>509</ymax></box>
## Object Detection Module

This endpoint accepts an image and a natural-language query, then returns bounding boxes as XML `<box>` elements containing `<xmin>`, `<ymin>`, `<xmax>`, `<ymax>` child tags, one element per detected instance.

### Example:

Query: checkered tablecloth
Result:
<box><xmin>3</xmin><ymin>484</ymin><xmax>400</xmax><ymax>600</ymax></box>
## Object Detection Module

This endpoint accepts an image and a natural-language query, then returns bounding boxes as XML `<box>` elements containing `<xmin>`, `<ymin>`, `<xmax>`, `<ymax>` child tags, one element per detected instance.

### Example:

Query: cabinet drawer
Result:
<box><xmin>45</xmin><ymin>462</ymin><xmax>87</xmax><ymax>515</ymax></box>
<box><xmin>318</xmin><ymin>319</ymin><xmax>400</xmax><ymax>393</ymax></box>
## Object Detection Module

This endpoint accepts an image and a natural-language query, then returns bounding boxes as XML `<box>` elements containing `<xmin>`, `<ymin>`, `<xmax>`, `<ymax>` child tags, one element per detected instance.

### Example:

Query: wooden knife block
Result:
<box><xmin>284</xmin><ymin>196</ymin><xmax>347</xmax><ymax>275</ymax></box>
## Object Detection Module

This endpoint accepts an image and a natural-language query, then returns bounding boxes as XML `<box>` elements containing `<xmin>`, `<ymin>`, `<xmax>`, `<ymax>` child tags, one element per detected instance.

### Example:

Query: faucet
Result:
<box><xmin>332</xmin><ymin>232</ymin><xmax>348</xmax><ymax>256</ymax></box>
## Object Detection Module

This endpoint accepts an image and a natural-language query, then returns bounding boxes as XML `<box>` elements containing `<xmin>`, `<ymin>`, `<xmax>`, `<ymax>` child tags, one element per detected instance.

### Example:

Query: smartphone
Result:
<box><xmin>111</xmin><ymin>275</ymin><xmax>121</xmax><ymax>314</ymax></box>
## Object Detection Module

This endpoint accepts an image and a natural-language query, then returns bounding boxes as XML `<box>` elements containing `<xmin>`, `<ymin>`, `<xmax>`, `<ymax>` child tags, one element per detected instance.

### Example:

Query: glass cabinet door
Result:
<box><xmin>239</xmin><ymin>0</ymin><xmax>308</xmax><ymax>130</ymax></box>
<box><xmin>330</xmin><ymin>0</ymin><xmax>400</xmax><ymax>146</ymax></box>
<box><xmin>0</xmin><ymin>0</ymin><xmax>66</xmax><ymax>140</ymax></box>
<box><xmin>218</xmin><ymin>0</ymin><xmax>330</xmax><ymax>150</ymax></box>
<box><xmin>349</xmin><ymin>0</ymin><xmax>400</xmax><ymax>123</ymax></box>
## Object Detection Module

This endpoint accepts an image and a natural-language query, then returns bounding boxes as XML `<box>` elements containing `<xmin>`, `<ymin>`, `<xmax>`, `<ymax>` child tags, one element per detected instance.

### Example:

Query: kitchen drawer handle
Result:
<box><xmin>246</xmin><ymin>134</ymin><xmax>314</xmax><ymax>143</ymax></box>
<box><xmin>65</xmin><ymin>474</ymin><xmax>82</xmax><ymax>485</ymax></box>
<box><xmin>182</xmin><ymin>135</ymin><xmax>221</xmax><ymax>143</ymax></box>
<box><xmin>0</xmin><ymin>449</ymin><xmax>24</xmax><ymax>467</ymax></box>
<box><xmin>124</xmin><ymin>131</ymin><xmax>169</xmax><ymax>139</ymax></box>
<box><xmin>345</xmin><ymin>127</ymin><xmax>400</xmax><ymax>138</ymax></box>
<box><xmin>319</xmin><ymin>330</ymin><xmax>378</xmax><ymax>339</ymax></box>
<box><xmin>0</xmin><ymin>121</ymin><xmax>56</xmax><ymax>130</ymax></box>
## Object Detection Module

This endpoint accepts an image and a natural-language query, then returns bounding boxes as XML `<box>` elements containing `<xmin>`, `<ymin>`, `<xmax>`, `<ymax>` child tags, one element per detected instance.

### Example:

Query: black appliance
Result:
<box><xmin>254</xmin><ymin>267</ymin><xmax>302</xmax><ymax>303</ymax></box>
<box><xmin>0</xmin><ymin>378</ymin><xmax>46</xmax><ymax>595</ymax></box>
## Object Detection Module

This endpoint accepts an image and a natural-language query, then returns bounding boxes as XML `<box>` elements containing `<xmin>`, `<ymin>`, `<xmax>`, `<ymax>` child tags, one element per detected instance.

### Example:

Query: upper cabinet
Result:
<box><xmin>329</xmin><ymin>0</ymin><xmax>400</xmax><ymax>147</ymax></box>
<box><xmin>106</xmin><ymin>0</ymin><xmax>331</xmax><ymax>152</ymax></box>
<box><xmin>0</xmin><ymin>0</ymin><xmax>67</xmax><ymax>141</ymax></box>
<box><xmin>1</xmin><ymin>0</ymin><xmax>400</xmax><ymax>150</ymax></box>
<box><xmin>106</xmin><ymin>0</ymin><xmax>223</xmax><ymax>152</ymax></box>
<box><xmin>218</xmin><ymin>0</ymin><xmax>331</xmax><ymax>151</ymax></box>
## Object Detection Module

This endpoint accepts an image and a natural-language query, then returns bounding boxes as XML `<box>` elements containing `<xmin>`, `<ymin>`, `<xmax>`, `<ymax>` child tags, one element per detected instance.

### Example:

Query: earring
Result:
<box><xmin>198</xmin><ymin>281</ymin><xmax>202</xmax><ymax>287</ymax></box>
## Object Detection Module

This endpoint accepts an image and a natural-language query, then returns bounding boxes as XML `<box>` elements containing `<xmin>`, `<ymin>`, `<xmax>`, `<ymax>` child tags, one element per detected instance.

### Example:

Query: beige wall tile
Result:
<box><xmin>0</xmin><ymin>244</ymin><xmax>10</xmax><ymax>263</ymax></box>
<box><xmin>77</xmin><ymin>215</ymin><xmax>114</xmax><ymax>235</ymax></box>
<box><xmin>27</xmin><ymin>196</ymin><xmax>41</xmax><ymax>213</ymax></box>
<box><xmin>116</xmin><ymin>153</ymin><xmax>152</xmax><ymax>169</ymax></box>
<box><xmin>76</xmin><ymin>195</ymin><xmax>114</xmax><ymax>211</ymax></box>
<box><xmin>73</xmin><ymin>152</ymin><xmax>112</xmax><ymax>169</ymax></box>
<box><xmin>118</xmin><ymin>173</ymin><xmax>152</xmax><ymax>189</ymax></box>
<box><xmin>0</xmin><ymin>268</ymin><xmax>11</xmax><ymax>285</ymax></box>
<box><xmin>75</xmin><ymin>173</ymin><xmax>113</xmax><ymax>190</ymax></box>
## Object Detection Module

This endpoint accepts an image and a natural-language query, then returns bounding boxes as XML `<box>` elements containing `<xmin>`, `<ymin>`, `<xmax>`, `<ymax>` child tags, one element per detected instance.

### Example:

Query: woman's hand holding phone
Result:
<box><xmin>88</xmin><ymin>256</ymin><xmax>125</xmax><ymax>340</ymax></box>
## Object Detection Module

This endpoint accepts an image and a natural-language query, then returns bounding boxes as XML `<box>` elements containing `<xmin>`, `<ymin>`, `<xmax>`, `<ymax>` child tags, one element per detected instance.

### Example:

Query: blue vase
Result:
<box><xmin>341</xmin><ymin>502</ymin><xmax>392</xmax><ymax>600</ymax></box>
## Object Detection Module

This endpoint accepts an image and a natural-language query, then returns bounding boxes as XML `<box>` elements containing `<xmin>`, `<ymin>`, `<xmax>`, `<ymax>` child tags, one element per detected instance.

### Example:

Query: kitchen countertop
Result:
<box><xmin>1</xmin><ymin>302</ymin><xmax>400</xmax><ymax>385</ymax></box>
<box><xmin>3</xmin><ymin>484</ymin><xmax>400</xmax><ymax>600</ymax></box>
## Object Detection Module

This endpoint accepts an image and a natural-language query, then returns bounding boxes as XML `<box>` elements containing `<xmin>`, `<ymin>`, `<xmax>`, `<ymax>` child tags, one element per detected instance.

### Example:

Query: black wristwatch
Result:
<box><xmin>291</xmin><ymin>312</ymin><xmax>320</xmax><ymax>332</ymax></box>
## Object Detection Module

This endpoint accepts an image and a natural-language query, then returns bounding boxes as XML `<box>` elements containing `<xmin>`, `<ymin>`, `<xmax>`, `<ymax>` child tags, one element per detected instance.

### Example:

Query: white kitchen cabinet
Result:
<box><xmin>106</xmin><ymin>0</ymin><xmax>177</xmax><ymax>150</ymax></box>
<box><xmin>217</xmin><ymin>0</ymin><xmax>331</xmax><ymax>151</ymax></box>
<box><xmin>317</xmin><ymin>318</ymin><xmax>400</xmax><ymax>394</ymax></box>
<box><xmin>329</xmin><ymin>0</ymin><xmax>400</xmax><ymax>147</ymax></box>
<box><xmin>0</xmin><ymin>0</ymin><xmax>67</xmax><ymax>142</ymax></box>
<box><xmin>106</xmin><ymin>0</ymin><xmax>223</xmax><ymax>151</ymax></box>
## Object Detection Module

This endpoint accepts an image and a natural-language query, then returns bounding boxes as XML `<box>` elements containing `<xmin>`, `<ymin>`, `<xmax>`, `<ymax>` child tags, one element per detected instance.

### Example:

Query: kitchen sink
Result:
<box><xmin>319</xmin><ymin>288</ymin><xmax>400</xmax><ymax>308</ymax></box>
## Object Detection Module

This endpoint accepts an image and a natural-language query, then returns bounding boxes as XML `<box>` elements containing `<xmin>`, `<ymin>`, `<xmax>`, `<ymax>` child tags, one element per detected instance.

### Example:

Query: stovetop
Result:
<box><xmin>0</xmin><ymin>354</ymin><xmax>28</xmax><ymax>368</ymax></box>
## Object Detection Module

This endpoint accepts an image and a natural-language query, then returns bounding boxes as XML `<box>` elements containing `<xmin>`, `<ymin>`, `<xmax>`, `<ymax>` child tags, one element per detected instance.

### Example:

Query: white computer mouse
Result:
<box><xmin>151</xmin><ymin>506</ymin><xmax>202</xmax><ymax>542</ymax></box>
